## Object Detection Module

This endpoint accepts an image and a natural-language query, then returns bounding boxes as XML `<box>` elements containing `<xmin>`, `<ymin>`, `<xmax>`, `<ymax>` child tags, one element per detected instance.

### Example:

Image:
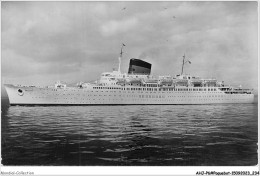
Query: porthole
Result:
<box><xmin>18</xmin><ymin>89</ymin><xmax>24</xmax><ymax>96</ymax></box>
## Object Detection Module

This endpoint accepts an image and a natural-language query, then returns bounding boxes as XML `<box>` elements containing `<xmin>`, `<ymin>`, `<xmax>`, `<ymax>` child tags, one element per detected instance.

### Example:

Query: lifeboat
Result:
<box><xmin>174</xmin><ymin>79</ymin><xmax>188</xmax><ymax>86</ymax></box>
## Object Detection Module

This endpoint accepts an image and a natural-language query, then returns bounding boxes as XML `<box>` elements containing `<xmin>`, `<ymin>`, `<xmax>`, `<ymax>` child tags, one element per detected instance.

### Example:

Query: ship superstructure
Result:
<box><xmin>4</xmin><ymin>45</ymin><xmax>254</xmax><ymax>105</ymax></box>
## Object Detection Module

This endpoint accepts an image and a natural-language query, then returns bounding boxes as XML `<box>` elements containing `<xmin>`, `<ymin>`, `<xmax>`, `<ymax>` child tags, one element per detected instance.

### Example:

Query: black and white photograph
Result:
<box><xmin>1</xmin><ymin>1</ymin><xmax>258</xmax><ymax>175</ymax></box>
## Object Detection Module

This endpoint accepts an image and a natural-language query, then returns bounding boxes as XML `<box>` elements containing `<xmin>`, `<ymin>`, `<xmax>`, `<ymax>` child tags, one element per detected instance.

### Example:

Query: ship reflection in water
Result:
<box><xmin>1</xmin><ymin>98</ymin><xmax>258</xmax><ymax>166</ymax></box>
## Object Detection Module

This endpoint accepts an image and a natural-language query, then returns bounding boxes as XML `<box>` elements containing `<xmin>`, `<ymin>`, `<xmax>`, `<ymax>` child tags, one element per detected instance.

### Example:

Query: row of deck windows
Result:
<box><xmin>93</xmin><ymin>87</ymin><xmax>121</xmax><ymax>90</ymax></box>
<box><xmin>32</xmin><ymin>94</ymin><xmax>249</xmax><ymax>99</ymax></box>
<box><xmin>92</xmin><ymin>87</ymin><xmax>217</xmax><ymax>92</ymax></box>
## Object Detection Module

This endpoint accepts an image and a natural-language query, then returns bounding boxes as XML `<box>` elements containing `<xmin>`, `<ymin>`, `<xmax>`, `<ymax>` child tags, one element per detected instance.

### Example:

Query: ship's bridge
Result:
<box><xmin>176</xmin><ymin>74</ymin><xmax>200</xmax><ymax>80</ymax></box>
<box><xmin>99</xmin><ymin>71</ymin><xmax>127</xmax><ymax>86</ymax></box>
<box><xmin>100</xmin><ymin>71</ymin><xmax>127</xmax><ymax>79</ymax></box>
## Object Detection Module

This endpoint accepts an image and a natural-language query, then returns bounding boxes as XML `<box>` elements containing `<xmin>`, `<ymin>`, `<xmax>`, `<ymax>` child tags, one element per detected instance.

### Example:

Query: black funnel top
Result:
<box><xmin>128</xmin><ymin>58</ymin><xmax>152</xmax><ymax>75</ymax></box>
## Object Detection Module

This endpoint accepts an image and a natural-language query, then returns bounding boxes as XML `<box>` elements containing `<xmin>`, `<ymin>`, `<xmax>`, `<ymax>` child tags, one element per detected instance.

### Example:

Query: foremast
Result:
<box><xmin>118</xmin><ymin>43</ymin><xmax>125</xmax><ymax>73</ymax></box>
<box><xmin>181</xmin><ymin>54</ymin><xmax>191</xmax><ymax>75</ymax></box>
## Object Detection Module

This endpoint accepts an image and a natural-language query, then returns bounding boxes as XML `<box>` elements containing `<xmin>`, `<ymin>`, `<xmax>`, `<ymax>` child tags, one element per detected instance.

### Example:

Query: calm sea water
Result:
<box><xmin>1</xmin><ymin>98</ymin><xmax>258</xmax><ymax>166</ymax></box>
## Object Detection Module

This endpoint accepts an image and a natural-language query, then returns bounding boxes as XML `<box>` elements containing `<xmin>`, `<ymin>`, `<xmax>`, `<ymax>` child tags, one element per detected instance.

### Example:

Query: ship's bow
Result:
<box><xmin>4</xmin><ymin>84</ymin><xmax>28</xmax><ymax>105</ymax></box>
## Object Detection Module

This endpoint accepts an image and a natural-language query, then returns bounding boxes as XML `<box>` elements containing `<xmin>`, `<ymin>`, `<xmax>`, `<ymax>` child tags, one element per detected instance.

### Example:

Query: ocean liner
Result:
<box><xmin>5</xmin><ymin>45</ymin><xmax>254</xmax><ymax>105</ymax></box>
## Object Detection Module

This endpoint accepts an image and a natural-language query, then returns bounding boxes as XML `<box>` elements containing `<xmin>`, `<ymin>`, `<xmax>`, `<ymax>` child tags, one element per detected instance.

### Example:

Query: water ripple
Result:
<box><xmin>1</xmin><ymin>99</ymin><xmax>258</xmax><ymax>166</ymax></box>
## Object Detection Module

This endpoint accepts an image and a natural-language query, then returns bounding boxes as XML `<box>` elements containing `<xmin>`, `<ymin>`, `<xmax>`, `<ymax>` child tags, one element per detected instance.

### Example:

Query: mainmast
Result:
<box><xmin>181</xmin><ymin>54</ymin><xmax>191</xmax><ymax>75</ymax></box>
<box><xmin>118</xmin><ymin>43</ymin><xmax>125</xmax><ymax>73</ymax></box>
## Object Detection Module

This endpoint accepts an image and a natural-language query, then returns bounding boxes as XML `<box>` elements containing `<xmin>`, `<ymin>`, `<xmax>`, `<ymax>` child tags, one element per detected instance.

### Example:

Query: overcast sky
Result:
<box><xmin>1</xmin><ymin>1</ymin><xmax>258</xmax><ymax>93</ymax></box>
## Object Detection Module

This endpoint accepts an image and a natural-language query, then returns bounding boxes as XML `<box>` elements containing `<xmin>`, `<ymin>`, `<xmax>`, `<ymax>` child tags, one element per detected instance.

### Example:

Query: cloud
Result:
<box><xmin>100</xmin><ymin>17</ymin><xmax>139</xmax><ymax>37</ymax></box>
<box><xmin>1</xmin><ymin>1</ymin><xmax>258</xmax><ymax>91</ymax></box>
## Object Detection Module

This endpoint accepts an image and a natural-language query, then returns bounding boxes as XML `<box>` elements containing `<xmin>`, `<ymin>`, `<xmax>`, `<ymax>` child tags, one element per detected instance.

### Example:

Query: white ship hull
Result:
<box><xmin>5</xmin><ymin>84</ymin><xmax>254</xmax><ymax>105</ymax></box>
